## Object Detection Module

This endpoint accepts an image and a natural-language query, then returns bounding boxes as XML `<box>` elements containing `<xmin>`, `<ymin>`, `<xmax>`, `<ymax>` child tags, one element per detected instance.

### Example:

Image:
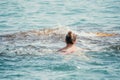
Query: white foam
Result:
<box><xmin>75</xmin><ymin>31</ymin><xmax>96</xmax><ymax>37</ymax></box>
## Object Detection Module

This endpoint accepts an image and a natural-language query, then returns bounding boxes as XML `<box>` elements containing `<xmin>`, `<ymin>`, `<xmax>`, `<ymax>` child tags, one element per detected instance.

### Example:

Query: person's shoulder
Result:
<box><xmin>58</xmin><ymin>47</ymin><xmax>66</xmax><ymax>52</ymax></box>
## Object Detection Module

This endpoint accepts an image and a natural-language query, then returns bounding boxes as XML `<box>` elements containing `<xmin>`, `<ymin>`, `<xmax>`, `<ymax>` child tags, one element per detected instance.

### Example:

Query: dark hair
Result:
<box><xmin>65</xmin><ymin>31</ymin><xmax>76</xmax><ymax>44</ymax></box>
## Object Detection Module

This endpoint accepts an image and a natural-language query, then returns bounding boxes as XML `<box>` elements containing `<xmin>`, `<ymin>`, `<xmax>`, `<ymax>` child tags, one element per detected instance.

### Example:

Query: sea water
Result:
<box><xmin>0</xmin><ymin>0</ymin><xmax>120</xmax><ymax>80</ymax></box>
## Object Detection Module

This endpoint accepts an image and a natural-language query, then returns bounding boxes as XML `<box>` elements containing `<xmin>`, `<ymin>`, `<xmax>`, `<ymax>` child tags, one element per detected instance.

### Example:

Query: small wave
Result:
<box><xmin>107</xmin><ymin>45</ymin><xmax>120</xmax><ymax>52</ymax></box>
<box><xmin>0</xmin><ymin>26</ymin><xmax>71</xmax><ymax>41</ymax></box>
<box><xmin>0</xmin><ymin>26</ymin><xmax>120</xmax><ymax>56</ymax></box>
<box><xmin>0</xmin><ymin>26</ymin><xmax>71</xmax><ymax>56</ymax></box>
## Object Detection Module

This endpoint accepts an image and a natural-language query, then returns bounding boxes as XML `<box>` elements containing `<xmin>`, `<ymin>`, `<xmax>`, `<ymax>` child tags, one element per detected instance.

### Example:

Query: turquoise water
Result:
<box><xmin>0</xmin><ymin>0</ymin><xmax>120</xmax><ymax>80</ymax></box>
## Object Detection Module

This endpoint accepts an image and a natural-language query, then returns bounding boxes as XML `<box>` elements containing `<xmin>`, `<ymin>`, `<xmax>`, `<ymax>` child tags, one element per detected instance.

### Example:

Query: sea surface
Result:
<box><xmin>0</xmin><ymin>0</ymin><xmax>120</xmax><ymax>80</ymax></box>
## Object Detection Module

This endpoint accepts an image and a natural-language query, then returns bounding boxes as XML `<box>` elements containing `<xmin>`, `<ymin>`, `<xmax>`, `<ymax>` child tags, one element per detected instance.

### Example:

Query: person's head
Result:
<box><xmin>65</xmin><ymin>31</ymin><xmax>77</xmax><ymax>44</ymax></box>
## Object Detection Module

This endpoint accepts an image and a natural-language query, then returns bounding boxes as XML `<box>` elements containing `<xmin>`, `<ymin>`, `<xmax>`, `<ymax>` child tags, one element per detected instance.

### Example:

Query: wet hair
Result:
<box><xmin>65</xmin><ymin>31</ymin><xmax>77</xmax><ymax>44</ymax></box>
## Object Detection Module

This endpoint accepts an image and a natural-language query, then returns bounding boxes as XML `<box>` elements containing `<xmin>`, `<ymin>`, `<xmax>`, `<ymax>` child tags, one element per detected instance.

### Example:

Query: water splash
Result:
<box><xmin>0</xmin><ymin>26</ymin><xmax>120</xmax><ymax>56</ymax></box>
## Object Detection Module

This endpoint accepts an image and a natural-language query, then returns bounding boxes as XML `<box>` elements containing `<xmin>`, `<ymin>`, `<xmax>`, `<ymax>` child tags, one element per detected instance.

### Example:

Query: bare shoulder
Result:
<box><xmin>58</xmin><ymin>47</ymin><xmax>67</xmax><ymax>52</ymax></box>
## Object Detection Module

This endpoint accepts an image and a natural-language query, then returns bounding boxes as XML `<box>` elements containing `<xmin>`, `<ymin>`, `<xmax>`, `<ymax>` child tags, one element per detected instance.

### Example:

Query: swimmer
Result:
<box><xmin>58</xmin><ymin>31</ymin><xmax>82</xmax><ymax>54</ymax></box>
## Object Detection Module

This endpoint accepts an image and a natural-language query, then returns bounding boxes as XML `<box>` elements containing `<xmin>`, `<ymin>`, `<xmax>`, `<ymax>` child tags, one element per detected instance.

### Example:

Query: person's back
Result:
<box><xmin>58</xmin><ymin>31</ymin><xmax>78</xmax><ymax>54</ymax></box>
